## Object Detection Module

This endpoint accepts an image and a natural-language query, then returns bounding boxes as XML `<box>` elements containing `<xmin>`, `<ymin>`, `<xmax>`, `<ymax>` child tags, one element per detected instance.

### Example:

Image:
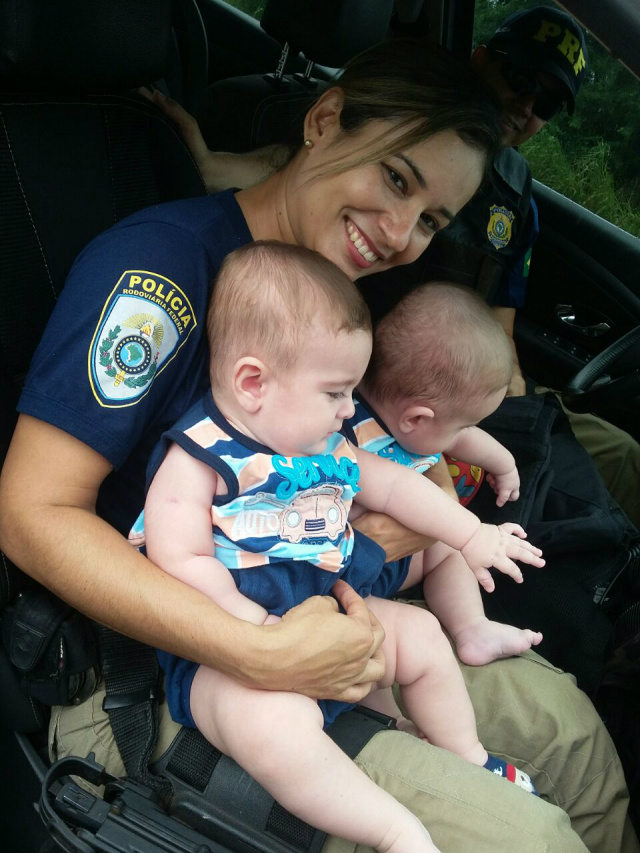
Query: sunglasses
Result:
<box><xmin>493</xmin><ymin>51</ymin><xmax>567</xmax><ymax>121</ymax></box>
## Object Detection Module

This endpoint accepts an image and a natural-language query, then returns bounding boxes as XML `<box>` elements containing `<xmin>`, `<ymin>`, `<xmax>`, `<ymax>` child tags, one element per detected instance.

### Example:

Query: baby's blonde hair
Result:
<box><xmin>207</xmin><ymin>241</ymin><xmax>371</xmax><ymax>390</ymax></box>
<box><xmin>365</xmin><ymin>282</ymin><xmax>512</xmax><ymax>413</ymax></box>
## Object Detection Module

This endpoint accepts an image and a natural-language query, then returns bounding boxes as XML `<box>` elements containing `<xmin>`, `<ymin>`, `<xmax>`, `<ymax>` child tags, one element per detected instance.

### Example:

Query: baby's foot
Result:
<box><xmin>484</xmin><ymin>754</ymin><xmax>539</xmax><ymax>795</ymax></box>
<box><xmin>454</xmin><ymin>618</ymin><xmax>542</xmax><ymax>666</ymax></box>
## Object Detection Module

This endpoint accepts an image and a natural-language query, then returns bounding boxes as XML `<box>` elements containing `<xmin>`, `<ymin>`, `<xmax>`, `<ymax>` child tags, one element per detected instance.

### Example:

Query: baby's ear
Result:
<box><xmin>398</xmin><ymin>403</ymin><xmax>435</xmax><ymax>435</ymax></box>
<box><xmin>233</xmin><ymin>357</ymin><xmax>269</xmax><ymax>413</ymax></box>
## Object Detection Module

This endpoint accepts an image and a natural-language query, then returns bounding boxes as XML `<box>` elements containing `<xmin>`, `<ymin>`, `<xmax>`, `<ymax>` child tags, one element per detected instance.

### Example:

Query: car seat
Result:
<box><xmin>196</xmin><ymin>0</ymin><xmax>394</xmax><ymax>152</ymax></box>
<box><xmin>0</xmin><ymin>2</ymin><xmax>396</xmax><ymax>851</ymax></box>
<box><xmin>0</xmin><ymin>0</ymin><xmax>207</xmax><ymax>730</ymax></box>
<box><xmin>0</xmin><ymin>0</ymin><xmax>207</xmax><ymax>702</ymax></box>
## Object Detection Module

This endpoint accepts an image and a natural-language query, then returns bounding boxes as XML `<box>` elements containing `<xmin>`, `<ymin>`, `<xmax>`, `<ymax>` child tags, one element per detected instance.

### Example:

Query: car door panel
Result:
<box><xmin>515</xmin><ymin>181</ymin><xmax>640</xmax><ymax>439</ymax></box>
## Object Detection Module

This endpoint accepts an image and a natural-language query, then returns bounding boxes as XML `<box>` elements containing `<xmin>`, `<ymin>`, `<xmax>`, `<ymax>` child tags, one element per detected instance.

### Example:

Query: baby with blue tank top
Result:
<box><xmin>133</xmin><ymin>243</ymin><xmax>545</xmax><ymax>853</ymax></box>
<box><xmin>342</xmin><ymin>281</ymin><xmax>544</xmax><ymax>669</ymax></box>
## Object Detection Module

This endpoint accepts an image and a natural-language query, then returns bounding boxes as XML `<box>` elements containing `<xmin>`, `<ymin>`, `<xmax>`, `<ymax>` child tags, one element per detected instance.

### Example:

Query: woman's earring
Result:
<box><xmin>304</xmin><ymin>139</ymin><xmax>314</xmax><ymax>149</ymax></box>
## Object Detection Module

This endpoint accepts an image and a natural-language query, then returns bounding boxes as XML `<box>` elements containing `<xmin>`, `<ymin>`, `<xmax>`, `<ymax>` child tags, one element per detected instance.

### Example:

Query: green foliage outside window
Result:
<box><xmin>474</xmin><ymin>0</ymin><xmax>640</xmax><ymax>237</ymax></box>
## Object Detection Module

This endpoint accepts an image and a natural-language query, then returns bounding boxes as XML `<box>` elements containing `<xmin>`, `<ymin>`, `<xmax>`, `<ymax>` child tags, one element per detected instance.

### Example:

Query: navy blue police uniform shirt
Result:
<box><xmin>359</xmin><ymin>147</ymin><xmax>539</xmax><ymax>324</ymax></box>
<box><xmin>18</xmin><ymin>189</ymin><xmax>252</xmax><ymax>535</ymax></box>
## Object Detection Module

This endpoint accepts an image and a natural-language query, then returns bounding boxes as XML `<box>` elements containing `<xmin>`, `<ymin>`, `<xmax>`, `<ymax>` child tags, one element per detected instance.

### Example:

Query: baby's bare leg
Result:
<box><xmin>190</xmin><ymin>665</ymin><xmax>439</xmax><ymax>853</ymax></box>
<box><xmin>413</xmin><ymin>543</ymin><xmax>542</xmax><ymax>665</ymax></box>
<box><xmin>363</xmin><ymin>597</ymin><xmax>487</xmax><ymax>765</ymax></box>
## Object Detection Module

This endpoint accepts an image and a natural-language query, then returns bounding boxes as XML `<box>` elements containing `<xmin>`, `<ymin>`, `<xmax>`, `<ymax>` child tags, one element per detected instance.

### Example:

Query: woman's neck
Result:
<box><xmin>235</xmin><ymin>169</ymin><xmax>294</xmax><ymax>244</ymax></box>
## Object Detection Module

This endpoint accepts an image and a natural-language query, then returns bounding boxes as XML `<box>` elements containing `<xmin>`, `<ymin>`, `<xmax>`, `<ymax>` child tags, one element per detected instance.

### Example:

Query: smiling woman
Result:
<box><xmin>240</xmin><ymin>39</ymin><xmax>501</xmax><ymax>278</ymax></box>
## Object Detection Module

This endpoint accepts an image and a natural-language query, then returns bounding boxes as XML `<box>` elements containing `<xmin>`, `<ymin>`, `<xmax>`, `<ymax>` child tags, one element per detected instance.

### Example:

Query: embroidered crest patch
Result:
<box><xmin>88</xmin><ymin>270</ymin><xmax>197</xmax><ymax>407</ymax></box>
<box><xmin>487</xmin><ymin>205</ymin><xmax>515</xmax><ymax>250</ymax></box>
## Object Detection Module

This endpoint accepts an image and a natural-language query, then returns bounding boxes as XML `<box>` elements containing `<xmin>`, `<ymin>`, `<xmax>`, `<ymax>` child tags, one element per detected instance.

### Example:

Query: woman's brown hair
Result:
<box><xmin>296</xmin><ymin>39</ymin><xmax>502</xmax><ymax>179</ymax></box>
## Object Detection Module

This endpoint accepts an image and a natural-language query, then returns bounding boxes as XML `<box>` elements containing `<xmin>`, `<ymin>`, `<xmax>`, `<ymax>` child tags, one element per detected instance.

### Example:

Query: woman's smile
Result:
<box><xmin>346</xmin><ymin>219</ymin><xmax>382</xmax><ymax>268</ymax></box>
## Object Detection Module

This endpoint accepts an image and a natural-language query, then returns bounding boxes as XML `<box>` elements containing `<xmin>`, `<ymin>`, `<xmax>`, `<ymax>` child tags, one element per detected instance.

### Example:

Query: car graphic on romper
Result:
<box><xmin>245</xmin><ymin>486</ymin><xmax>347</xmax><ymax>544</ymax></box>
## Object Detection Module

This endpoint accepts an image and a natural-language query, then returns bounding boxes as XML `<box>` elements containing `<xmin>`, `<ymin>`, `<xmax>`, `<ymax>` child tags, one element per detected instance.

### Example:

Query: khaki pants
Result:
<box><xmin>50</xmin><ymin>648</ymin><xmax>639</xmax><ymax>853</ymax></box>
<box><xmin>537</xmin><ymin>387</ymin><xmax>640</xmax><ymax>530</ymax></box>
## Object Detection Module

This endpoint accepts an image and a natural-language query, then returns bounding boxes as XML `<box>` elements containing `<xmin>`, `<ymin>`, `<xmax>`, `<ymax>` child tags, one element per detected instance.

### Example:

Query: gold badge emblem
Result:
<box><xmin>487</xmin><ymin>205</ymin><xmax>515</xmax><ymax>250</ymax></box>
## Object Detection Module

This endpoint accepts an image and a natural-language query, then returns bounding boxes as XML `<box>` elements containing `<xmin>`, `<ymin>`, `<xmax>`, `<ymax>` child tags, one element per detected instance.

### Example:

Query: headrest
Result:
<box><xmin>260</xmin><ymin>0</ymin><xmax>394</xmax><ymax>68</ymax></box>
<box><xmin>0</xmin><ymin>0</ymin><xmax>173</xmax><ymax>93</ymax></box>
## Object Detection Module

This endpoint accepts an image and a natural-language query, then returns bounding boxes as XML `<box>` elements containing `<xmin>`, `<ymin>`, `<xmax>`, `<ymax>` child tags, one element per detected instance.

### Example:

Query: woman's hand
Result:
<box><xmin>351</xmin><ymin>509</ymin><xmax>438</xmax><ymax>562</ymax></box>
<box><xmin>253</xmin><ymin>581</ymin><xmax>386</xmax><ymax>702</ymax></box>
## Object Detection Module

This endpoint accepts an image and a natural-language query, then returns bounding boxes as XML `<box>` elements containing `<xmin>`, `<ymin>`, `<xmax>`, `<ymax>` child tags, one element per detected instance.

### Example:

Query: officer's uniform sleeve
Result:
<box><xmin>489</xmin><ymin>196</ymin><xmax>539</xmax><ymax>309</ymax></box>
<box><xmin>18</xmin><ymin>219</ymin><xmax>213</xmax><ymax>469</ymax></box>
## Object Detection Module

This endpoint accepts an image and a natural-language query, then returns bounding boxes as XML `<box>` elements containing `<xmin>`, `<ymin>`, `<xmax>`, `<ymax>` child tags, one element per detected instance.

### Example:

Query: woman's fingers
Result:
<box><xmin>269</xmin><ymin>586</ymin><xmax>386</xmax><ymax>700</ymax></box>
<box><xmin>333</xmin><ymin>581</ymin><xmax>383</xmax><ymax>641</ymax></box>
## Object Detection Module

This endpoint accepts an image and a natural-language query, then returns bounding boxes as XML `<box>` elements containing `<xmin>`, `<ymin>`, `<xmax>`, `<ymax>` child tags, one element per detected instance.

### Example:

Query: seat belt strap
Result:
<box><xmin>99</xmin><ymin>626</ymin><xmax>173</xmax><ymax>805</ymax></box>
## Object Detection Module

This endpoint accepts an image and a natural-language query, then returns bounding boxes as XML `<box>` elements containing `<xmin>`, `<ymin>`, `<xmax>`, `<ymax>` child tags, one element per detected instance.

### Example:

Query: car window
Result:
<box><xmin>474</xmin><ymin>0</ymin><xmax>640</xmax><ymax>239</ymax></box>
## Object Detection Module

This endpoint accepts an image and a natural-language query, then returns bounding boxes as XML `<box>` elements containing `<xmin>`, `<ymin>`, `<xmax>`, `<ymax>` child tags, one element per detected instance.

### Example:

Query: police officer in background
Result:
<box><xmin>442</xmin><ymin>3</ymin><xmax>588</xmax><ymax>398</ymax></box>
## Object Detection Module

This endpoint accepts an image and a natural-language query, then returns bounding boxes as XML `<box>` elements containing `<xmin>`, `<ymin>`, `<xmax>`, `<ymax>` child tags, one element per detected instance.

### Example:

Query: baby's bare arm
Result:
<box><xmin>447</xmin><ymin>427</ymin><xmax>514</xmax><ymax>475</ymax></box>
<box><xmin>447</xmin><ymin>428</ymin><xmax>519</xmax><ymax>506</ymax></box>
<box><xmin>145</xmin><ymin>443</ymin><xmax>269</xmax><ymax>624</ymax></box>
<box><xmin>354</xmin><ymin>446</ymin><xmax>480</xmax><ymax>550</ymax></box>
<box><xmin>350</xmin><ymin>462</ymin><xmax>454</xmax><ymax>562</ymax></box>
<box><xmin>353</xmin><ymin>446</ymin><xmax>543</xmax><ymax>589</ymax></box>
<box><xmin>425</xmin><ymin>456</ymin><xmax>459</xmax><ymax>502</ymax></box>
<box><xmin>141</xmin><ymin>89</ymin><xmax>287</xmax><ymax>192</ymax></box>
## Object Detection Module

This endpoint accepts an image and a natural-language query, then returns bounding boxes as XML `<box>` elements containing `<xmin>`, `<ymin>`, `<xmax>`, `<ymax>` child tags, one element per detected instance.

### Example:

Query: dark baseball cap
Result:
<box><xmin>487</xmin><ymin>6</ymin><xmax>588</xmax><ymax>114</ymax></box>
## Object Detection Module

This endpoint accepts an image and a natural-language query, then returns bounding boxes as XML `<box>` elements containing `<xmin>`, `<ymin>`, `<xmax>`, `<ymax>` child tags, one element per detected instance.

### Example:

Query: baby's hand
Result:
<box><xmin>460</xmin><ymin>523</ymin><xmax>544</xmax><ymax>592</ymax></box>
<box><xmin>485</xmin><ymin>466</ymin><xmax>520</xmax><ymax>506</ymax></box>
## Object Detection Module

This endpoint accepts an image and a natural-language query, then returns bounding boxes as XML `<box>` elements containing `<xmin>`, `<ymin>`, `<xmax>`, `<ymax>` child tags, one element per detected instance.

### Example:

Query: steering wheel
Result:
<box><xmin>562</xmin><ymin>324</ymin><xmax>640</xmax><ymax>414</ymax></box>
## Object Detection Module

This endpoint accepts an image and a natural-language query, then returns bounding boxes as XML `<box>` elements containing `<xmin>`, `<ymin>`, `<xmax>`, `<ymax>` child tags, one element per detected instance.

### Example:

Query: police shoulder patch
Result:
<box><xmin>88</xmin><ymin>270</ymin><xmax>198</xmax><ymax>407</ymax></box>
<box><xmin>487</xmin><ymin>205</ymin><xmax>515</xmax><ymax>250</ymax></box>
